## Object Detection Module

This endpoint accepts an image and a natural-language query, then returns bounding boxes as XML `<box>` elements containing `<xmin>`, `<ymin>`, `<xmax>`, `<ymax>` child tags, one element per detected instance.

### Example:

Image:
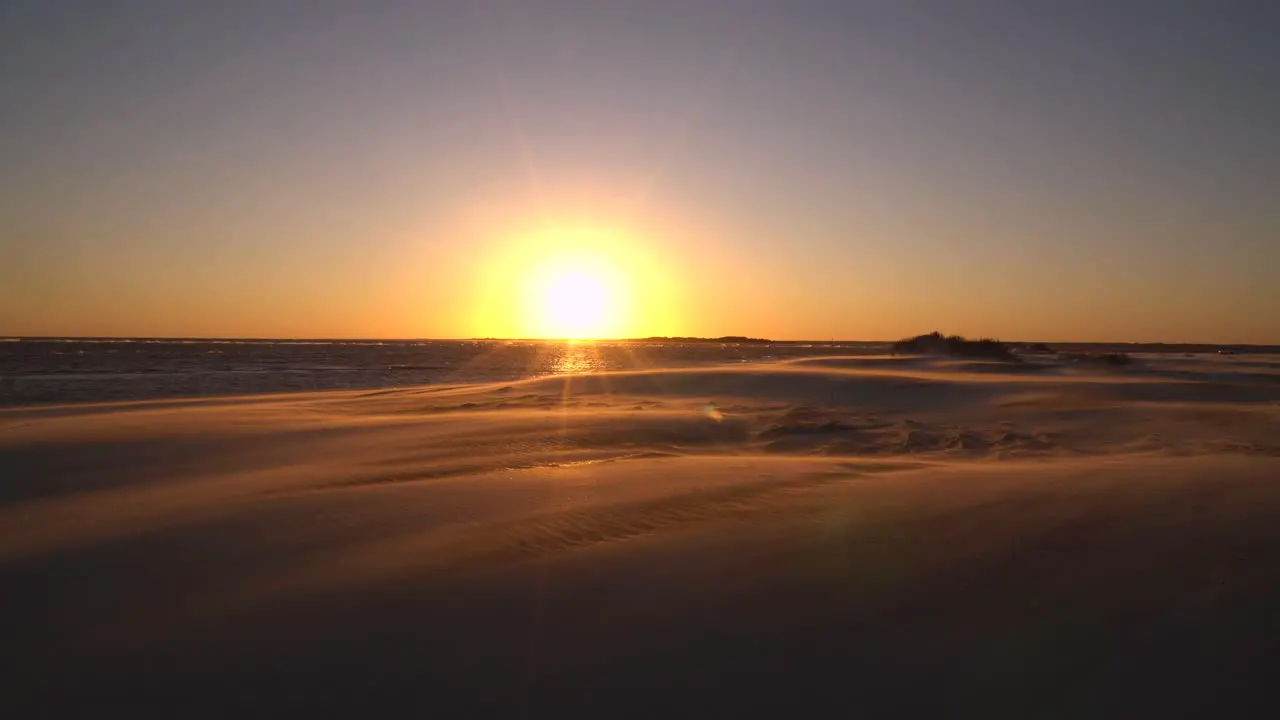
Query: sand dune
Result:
<box><xmin>3</xmin><ymin>355</ymin><xmax>1280</xmax><ymax>716</ymax></box>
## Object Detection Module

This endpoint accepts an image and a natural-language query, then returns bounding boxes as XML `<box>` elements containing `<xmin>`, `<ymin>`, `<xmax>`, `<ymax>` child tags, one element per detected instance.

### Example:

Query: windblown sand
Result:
<box><xmin>3</xmin><ymin>354</ymin><xmax>1279</xmax><ymax>716</ymax></box>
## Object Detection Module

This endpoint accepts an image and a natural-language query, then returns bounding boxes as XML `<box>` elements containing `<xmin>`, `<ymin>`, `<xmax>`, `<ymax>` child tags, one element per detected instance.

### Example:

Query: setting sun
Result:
<box><xmin>470</xmin><ymin>222</ymin><xmax>684</xmax><ymax>339</ymax></box>
<box><xmin>522</xmin><ymin>248</ymin><xmax>629</xmax><ymax>338</ymax></box>
<box><xmin>537</xmin><ymin>269</ymin><xmax>611</xmax><ymax>339</ymax></box>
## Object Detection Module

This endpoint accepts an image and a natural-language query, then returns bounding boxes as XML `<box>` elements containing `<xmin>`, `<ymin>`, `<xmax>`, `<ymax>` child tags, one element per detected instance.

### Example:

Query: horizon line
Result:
<box><xmin>3</xmin><ymin>335</ymin><xmax>1276</xmax><ymax>348</ymax></box>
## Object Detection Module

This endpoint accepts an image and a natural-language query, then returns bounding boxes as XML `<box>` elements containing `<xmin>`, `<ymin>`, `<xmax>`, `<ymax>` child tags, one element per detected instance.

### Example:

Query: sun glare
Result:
<box><xmin>471</xmin><ymin>223</ymin><xmax>683</xmax><ymax>340</ymax></box>
<box><xmin>525</xmin><ymin>250</ymin><xmax>627</xmax><ymax>338</ymax></box>
<box><xmin>539</xmin><ymin>269</ymin><xmax>611</xmax><ymax>339</ymax></box>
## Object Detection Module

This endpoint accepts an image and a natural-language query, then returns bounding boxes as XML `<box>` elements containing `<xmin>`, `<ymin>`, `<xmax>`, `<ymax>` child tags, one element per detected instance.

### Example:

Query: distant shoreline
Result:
<box><xmin>4</xmin><ymin>336</ymin><xmax>1279</xmax><ymax>353</ymax></box>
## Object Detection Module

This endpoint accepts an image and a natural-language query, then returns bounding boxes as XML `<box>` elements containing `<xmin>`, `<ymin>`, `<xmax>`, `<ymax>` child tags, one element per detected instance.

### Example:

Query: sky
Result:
<box><xmin>2</xmin><ymin>0</ymin><xmax>1277</xmax><ymax>342</ymax></box>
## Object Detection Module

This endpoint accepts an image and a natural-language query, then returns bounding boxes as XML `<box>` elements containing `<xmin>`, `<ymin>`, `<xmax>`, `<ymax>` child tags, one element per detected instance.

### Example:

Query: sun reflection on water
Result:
<box><xmin>548</xmin><ymin>342</ymin><xmax>605</xmax><ymax>375</ymax></box>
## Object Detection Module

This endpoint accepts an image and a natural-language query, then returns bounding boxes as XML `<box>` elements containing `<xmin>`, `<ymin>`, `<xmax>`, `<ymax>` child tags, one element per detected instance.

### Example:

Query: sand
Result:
<box><xmin>3</xmin><ymin>353</ymin><xmax>1280</xmax><ymax>716</ymax></box>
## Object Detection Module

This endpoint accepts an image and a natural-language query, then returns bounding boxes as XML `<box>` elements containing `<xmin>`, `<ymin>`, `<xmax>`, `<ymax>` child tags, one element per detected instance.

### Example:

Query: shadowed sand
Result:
<box><xmin>3</xmin><ymin>354</ymin><xmax>1280</xmax><ymax>716</ymax></box>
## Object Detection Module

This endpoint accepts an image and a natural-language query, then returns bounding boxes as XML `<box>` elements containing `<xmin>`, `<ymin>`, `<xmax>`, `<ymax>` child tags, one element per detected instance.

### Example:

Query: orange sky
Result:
<box><xmin>3</xmin><ymin>3</ymin><xmax>1277</xmax><ymax>343</ymax></box>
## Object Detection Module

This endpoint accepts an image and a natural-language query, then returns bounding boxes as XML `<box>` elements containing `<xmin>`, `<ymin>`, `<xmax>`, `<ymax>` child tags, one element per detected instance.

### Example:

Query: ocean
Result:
<box><xmin>5</xmin><ymin>337</ymin><xmax>1273</xmax><ymax>407</ymax></box>
<box><xmin>0</xmin><ymin>338</ymin><xmax>886</xmax><ymax>406</ymax></box>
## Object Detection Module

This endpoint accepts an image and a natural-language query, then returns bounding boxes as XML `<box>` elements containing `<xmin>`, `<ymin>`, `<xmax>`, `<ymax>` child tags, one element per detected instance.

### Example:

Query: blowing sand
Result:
<box><xmin>3</xmin><ymin>354</ymin><xmax>1279</xmax><ymax>716</ymax></box>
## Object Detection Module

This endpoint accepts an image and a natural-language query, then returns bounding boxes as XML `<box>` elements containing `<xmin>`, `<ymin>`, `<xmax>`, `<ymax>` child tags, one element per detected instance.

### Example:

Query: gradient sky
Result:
<box><xmin>3</xmin><ymin>0</ymin><xmax>1277</xmax><ymax>341</ymax></box>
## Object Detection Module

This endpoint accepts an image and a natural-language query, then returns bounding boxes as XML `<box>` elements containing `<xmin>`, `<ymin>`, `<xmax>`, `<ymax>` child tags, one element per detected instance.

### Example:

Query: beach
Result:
<box><xmin>4</xmin><ymin>352</ymin><xmax>1280</xmax><ymax>716</ymax></box>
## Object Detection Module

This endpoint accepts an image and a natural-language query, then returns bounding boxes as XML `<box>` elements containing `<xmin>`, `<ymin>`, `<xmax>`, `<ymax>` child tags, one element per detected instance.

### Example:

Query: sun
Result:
<box><xmin>528</xmin><ymin>256</ymin><xmax>624</xmax><ymax>339</ymax></box>
<box><xmin>470</xmin><ymin>222</ymin><xmax>683</xmax><ymax>339</ymax></box>
<box><xmin>540</xmin><ymin>270</ymin><xmax>610</xmax><ymax>339</ymax></box>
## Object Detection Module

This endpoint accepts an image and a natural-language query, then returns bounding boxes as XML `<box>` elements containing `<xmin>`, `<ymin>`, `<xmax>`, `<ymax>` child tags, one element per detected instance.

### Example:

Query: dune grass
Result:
<box><xmin>890</xmin><ymin>332</ymin><xmax>1018</xmax><ymax>361</ymax></box>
